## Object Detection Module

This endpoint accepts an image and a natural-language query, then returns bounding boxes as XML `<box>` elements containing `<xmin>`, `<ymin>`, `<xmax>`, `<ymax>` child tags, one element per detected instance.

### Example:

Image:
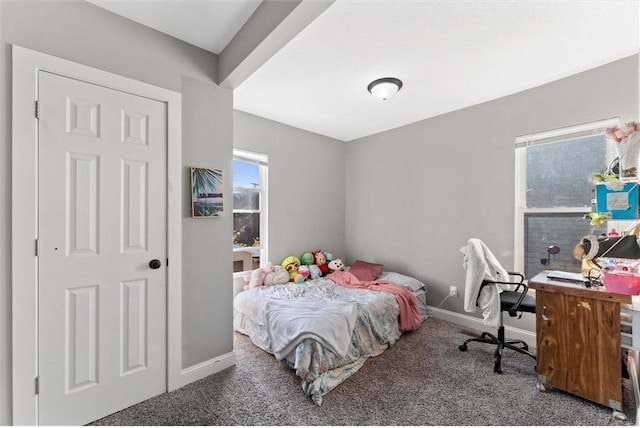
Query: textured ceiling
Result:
<box><xmin>89</xmin><ymin>0</ymin><xmax>640</xmax><ymax>141</ymax></box>
<box><xmin>87</xmin><ymin>0</ymin><xmax>262</xmax><ymax>54</ymax></box>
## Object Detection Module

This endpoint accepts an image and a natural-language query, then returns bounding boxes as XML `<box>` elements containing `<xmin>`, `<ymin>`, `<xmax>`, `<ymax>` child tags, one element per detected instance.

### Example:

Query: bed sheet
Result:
<box><xmin>233</xmin><ymin>273</ymin><xmax>427</xmax><ymax>405</ymax></box>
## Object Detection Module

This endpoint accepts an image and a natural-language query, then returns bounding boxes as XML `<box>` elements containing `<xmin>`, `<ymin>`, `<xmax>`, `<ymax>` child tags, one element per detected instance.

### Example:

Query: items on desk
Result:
<box><xmin>573</xmin><ymin>233</ymin><xmax>640</xmax><ymax>280</ymax></box>
<box><xmin>545</xmin><ymin>270</ymin><xmax>586</xmax><ymax>283</ymax></box>
<box><xmin>598</xmin><ymin>258</ymin><xmax>640</xmax><ymax>295</ymax></box>
<box><xmin>603</xmin><ymin>270</ymin><xmax>640</xmax><ymax>295</ymax></box>
<box><xmin>574</xmin><ymin>234</ymin><xmax>640</xmax><ymax>260</ymax></box>
<box><xmin>545</xmin><ymin>270</ymin><xmax>601</xmax><ymax>288</ymax></box>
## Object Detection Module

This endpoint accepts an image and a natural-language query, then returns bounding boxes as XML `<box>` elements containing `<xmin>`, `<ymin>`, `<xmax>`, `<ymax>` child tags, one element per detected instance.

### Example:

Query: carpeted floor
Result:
<box><xmin>90</xmin><ymin>317</ymin><xmax>636</xmax><ymax>426</ymax></box>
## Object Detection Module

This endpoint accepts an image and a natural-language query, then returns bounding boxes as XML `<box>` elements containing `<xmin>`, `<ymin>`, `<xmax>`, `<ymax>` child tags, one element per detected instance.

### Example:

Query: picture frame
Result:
<box><xmin>191</xmin><ymin>166</ymin><xmax>223</xmax><ymax>218</ymax></box>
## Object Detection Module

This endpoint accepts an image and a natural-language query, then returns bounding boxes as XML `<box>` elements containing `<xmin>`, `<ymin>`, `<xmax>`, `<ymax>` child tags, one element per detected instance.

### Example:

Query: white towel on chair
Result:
<box><xmin>460</xmin><ymin>239</ymin><xmax>515</xmax><ymax>328</ymax></box>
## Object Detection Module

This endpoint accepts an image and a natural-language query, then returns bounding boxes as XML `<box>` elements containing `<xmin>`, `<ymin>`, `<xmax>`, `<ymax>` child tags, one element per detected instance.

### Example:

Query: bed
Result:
<box><xmin>233</xmin><ymin>270</ymin><xmax>429</xmax><ymax>405</ymax></box>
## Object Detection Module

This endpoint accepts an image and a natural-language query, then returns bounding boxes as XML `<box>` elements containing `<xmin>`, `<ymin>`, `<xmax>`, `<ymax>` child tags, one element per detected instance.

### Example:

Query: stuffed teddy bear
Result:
<box><xmin>328</xmin><ymin>258</ymin><xmax>344</xmax><ymax>272</ymax></box>
<box><xmin>298</xmin><ymin>265</ymin><xmax>310</xmax><ymax>280</ymax></box>
<box><xmin>300</xmin><ymin>252</ymin><xmax>314</xmax><ymax>265</ymax></box>
<box><xmin>312</xmin><ymin>250</ymin><xmax>329</xmax><ymax>276</ymax></box>
<box><xmin>263</xmin><ymin>265</ymin><xmax>290</xmax><ymax>286</ymax></box>
<box><xmin>573</xmin><ymin>238</ymin><xmax>603</xmax><ymax>279</ymax></box>
<box><xmin>282</xmin><ymin>255</ymin><xmax>302</xmax><ymax>282</ymax></box>
<box><xmin>308</xmin><ymin>264</ymin><xmax>322</xmax><ymax>280</ymax></box>
<box><xmin>243</xmin><ymin>262</ymin><xmax>273</xmax><ymax>290</ymax></box>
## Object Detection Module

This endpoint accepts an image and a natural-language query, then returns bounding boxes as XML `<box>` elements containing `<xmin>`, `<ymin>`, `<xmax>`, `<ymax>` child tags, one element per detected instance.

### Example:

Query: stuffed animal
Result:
<box><xmin>308</xmin><ymin>264</ymin><xmax>322</xmax><ymax>280</ymax></box>
<box><xmin>243</xmin><ymin>262</ymin><xmax>273</xmax><ymax>290</ymax></box>
<box><xmin>325</xmin><ymin>252</ymin><xmax>334</xmax><ymax>262</ymax></box>
<box><xmin>282</xmin><ymin>256</ymin><xmax>301</xmax><ymax>282</ymax></box>
<box><xmin>298</xmin><ymin>265</ymin><xmax>310</xmax><ymax>280</ymax></box>
<box><xmin>312</xmin><ymin>250</ymin><xmax>329</xmax><ymax>276</ymax></box>
<box><xmin>573</xmin><ymin>238</ymin><xmax>603</xmax><ymax>279</ymax></box>
<box><xmin>263</xmin><ymin>265</ymin><xmax>290</xmax><ymax>286</ymax></box>
<box><xmin>300</xmin><ymin>252</ymin><xmax>314</xmax><ymax>265</ymax></box>
<box><xmin>328</xmin><ymin>258</ymin><xmax>344</xmax><ymax>272</ymax></box>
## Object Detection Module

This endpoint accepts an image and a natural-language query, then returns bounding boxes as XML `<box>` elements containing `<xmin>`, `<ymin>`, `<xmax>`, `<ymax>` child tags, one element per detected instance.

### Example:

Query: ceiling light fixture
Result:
<box><xmin>367</xmin><ymin>77</ymin><xmax>403</xmax><ymax>101</ymax></box>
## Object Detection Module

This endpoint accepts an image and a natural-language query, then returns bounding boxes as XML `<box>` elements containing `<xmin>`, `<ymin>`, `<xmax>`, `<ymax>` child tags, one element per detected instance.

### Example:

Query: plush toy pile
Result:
<box><xmin>242</xmin><ymin>248</ymin><xmax>345</xmax><ymax>290</ymax></box>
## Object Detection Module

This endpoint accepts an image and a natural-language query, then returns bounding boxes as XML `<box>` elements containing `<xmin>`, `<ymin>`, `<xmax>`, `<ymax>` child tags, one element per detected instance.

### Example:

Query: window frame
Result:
<box><xmin>514</xmin><ymin>118</ymin><xmax>619</xmax><ymax>273</ymax></box>
<box><xmin>232</xmin><ymin>148</ymin><xmax>268</xmax><ymax>278</ymax></box>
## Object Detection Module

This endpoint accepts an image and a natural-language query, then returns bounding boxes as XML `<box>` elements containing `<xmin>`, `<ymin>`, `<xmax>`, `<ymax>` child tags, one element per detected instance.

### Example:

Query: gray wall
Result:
<box><xmin>232</xmin><ymin>110</ymin><xmax>346</xmax><ymax>294</ymax></box>
<box><xmin>181</xmin><ymin>77</ymin><xmax>234</xmax><ymax>368</ymax></box>
<box><xmin>0</xmin><ymin>1</ymin><xmax>233</xmax><ymax>424</ymax></box>
<box><xmin>1</xmin><ymin>1</ymin><xmax>638</xmax><ymax>424</ymax></box>
<box><xmin>0</xmin><ymin>2</ymin><xmax>8</xmax><ymax>424</ymax></box>
<box><xmin>345</xmin><ymin>55</ymin><xmax>639</xmax><ymax>332</ymax></box>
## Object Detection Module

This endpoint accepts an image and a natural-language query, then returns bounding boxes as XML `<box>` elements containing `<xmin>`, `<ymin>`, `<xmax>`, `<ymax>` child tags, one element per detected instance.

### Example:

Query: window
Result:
<box><xmin>232</xmin><ymin>149</ymin><xmax>268</xmax><ymax>275</ymax></box>
<box><xmin>515</xmin><ymin>119</ymin><xmax>618</xmax><ymax>279</ymax></box>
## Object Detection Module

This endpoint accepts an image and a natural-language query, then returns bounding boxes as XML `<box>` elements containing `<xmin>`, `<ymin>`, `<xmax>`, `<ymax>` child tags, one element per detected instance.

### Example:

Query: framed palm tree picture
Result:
<box><xmin>191</xmin><ymin>167</ymin><xmax>223</xmax><ymax>218</ymax></box>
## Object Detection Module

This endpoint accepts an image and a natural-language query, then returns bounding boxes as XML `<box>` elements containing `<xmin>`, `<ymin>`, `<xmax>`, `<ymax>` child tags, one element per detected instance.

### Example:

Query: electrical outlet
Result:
<box><xmin>449</xmin><ymin>286</ymin><xmax>458</xmax><ymax>297</ymax></box>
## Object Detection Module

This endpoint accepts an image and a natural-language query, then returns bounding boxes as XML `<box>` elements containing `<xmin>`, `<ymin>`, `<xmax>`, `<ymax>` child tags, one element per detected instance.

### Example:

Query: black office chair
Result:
<box><xmin>458</xmin><ymin>272</ymin><xmax>537</xmax><ymax>374</ymax></box>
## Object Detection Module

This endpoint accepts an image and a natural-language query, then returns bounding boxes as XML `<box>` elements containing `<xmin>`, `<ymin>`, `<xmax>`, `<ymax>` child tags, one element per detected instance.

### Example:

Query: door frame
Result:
<box><xmin>11</xmin><ymin>45</ymin><xmax>183</xmax><ymax>425</ymax></box>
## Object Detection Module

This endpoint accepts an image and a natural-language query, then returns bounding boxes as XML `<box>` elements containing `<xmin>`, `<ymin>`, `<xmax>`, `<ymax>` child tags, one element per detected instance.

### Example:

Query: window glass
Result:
<box><xmin>516</xmin><ymin>120</ymin><xmax>616</xmax><ymax>278</ymax></box>
<box><xmin>233</xmin><ymin>189</ymin><xmax>259</xmax><ymax>211</ymax></box>
<box><xmin>232</xmin><ymin>154</ymin><xmax>267</xmax><ymax>274</ymax></box>
<box><xmin>233</xmin><ymin>213</ymin><xmax>260</xmax><ymax>247</ymax></box>
<box><xmin>233</xmin><ymin>160</ymin><xmax>259</xmax><ymax>189</ymax></box>
<box><xmin>526</xmin><ymin>136</ymin><xmax>606</xmax><ymax>209</ymax></box>
<box><xmin>524</xmin><ymin>213</ymin><xmax>606</xmax><ymax>279</ymax></box>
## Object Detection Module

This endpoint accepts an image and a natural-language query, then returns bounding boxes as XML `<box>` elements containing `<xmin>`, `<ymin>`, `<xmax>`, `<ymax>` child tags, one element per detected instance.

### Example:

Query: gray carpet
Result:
<box><xmin>90</xmin><ymin>317</ymin><xmax>636</xmax><ymax>426</ymax></box>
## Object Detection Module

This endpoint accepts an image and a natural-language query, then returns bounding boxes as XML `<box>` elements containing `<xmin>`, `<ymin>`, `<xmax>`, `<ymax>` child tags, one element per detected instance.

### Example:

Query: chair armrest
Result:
<box><xmin>481</xmin><ymin>272</ymin><xmax>529</xmax><ymax>316</ymax></box>
<box><xmin>507</xmin><ymin>282</ymin><xmax>529</xmax><ymax>316</ymax></box>
<box><xmin>507</xmin><ymin>271</ymin><xmax>525</xmax><ymax>283</ymax></box>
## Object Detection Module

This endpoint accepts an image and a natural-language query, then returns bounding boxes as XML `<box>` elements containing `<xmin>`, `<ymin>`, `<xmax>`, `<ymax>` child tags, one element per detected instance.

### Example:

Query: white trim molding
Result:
<box><xmin>513</xmin><ymin>119</ymin><xmax>618</xmax><ymax>272</ymax></box>
<box><xmin>427</xmin><ymin>306</ymin><xmax>536</xmax><ymax>345</ymax></box>
<box><xmin>180</xmin><ymin>352</ymin><xmax>237</xmax><ymax>387</ymax></box>
<box><xmin>11</xmin><ymin>45</ymin><xmax>182</xmax><ymax>425</ymax></box>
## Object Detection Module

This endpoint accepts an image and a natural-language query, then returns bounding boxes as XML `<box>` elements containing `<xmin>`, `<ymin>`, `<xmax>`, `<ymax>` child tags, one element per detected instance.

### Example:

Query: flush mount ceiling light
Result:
<box><xmin>367</xmin><ymin>77</ymin><xmax>403</xmax><ymax>101</ymax></box>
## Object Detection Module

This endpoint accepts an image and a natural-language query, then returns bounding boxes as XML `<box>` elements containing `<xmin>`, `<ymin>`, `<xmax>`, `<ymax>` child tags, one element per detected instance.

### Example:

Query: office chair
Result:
<box><xmin>459</xmin><ymin>239</ymin><xmax>536</xmax><ymax>374</ymax></box>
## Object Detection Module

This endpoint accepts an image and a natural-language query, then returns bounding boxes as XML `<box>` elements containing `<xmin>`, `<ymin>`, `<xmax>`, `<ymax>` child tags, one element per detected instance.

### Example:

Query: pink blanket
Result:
<box><xmin>327</xmin><ymin>271</ymin><xmax>422</xmax><ymax>332</ymax></box>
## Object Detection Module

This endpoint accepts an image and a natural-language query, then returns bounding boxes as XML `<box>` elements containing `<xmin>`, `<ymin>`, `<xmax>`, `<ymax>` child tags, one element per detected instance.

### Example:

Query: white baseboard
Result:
<box><xmin>180</xmin><ymin>352</ymin><xmax>236</xmax><ymax>388</ymax></box>
<box><xmin>426</xmin><ymin>306</ymin><xmax>536</xmax><ymax>345</ymax></box>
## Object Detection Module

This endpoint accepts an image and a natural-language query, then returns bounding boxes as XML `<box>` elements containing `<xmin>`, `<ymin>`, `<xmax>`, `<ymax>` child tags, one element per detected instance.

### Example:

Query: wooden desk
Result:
<box><xmin>529</xmin><ymin>272</ymin><xmax>631</xmax><ymax>413</ymax></box>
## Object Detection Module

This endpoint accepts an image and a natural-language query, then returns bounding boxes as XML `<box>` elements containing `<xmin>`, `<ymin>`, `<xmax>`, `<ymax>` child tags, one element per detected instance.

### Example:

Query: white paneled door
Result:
<box><xmin>37</xmin><ymin>71</ymin><xmax>167</xmax><ymax>426</ymax></box>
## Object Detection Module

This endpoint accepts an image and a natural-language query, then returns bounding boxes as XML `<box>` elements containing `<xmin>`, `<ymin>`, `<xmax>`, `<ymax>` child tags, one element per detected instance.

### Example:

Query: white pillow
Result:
<box><xmin>377</xmin><ymin>271</ymin><xmax>427</xmax><ymax>292</ymax></box>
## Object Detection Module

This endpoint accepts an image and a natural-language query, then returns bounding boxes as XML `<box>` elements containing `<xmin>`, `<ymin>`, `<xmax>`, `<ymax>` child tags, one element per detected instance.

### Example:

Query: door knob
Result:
<box><xmin>149</xmin><ymin>259</ymin><xmax>162</xmax><ymax>269</ymax></box>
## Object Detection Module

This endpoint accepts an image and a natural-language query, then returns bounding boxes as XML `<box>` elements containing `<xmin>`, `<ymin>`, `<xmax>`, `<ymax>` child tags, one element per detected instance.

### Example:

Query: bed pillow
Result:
<box><xmin>377</xmin><ymin>271</ymin><xmax>427</xmax><ymax>292</ymax></box>
<box><xmin>349</xmin><ymin>260</ymin><xmax>384</xmax><ymax>281</ymax></box>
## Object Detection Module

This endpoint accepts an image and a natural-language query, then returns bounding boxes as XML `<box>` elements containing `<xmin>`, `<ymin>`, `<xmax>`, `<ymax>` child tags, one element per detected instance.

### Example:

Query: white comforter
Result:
<box><xmin>233</xmin><ymin>273</ymin><xmax>429</xmax><ymax>405</ymax></box>
<box><xmin>265</xmin><ymin>298</ymin><xmax>357</xmax><ymax>360</ymax></box>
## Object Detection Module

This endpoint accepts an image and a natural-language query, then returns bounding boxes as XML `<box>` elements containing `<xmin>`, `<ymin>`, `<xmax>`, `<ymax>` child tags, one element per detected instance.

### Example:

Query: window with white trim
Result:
<box><xmin>232</xmin><ymin>149</ymin><xmax>268</xmax><ymax>275</ymax></box>
<box><xmin>515</xmin><ymin>119</ymin><xmax>618</xmax><ymax>279</ymax></box>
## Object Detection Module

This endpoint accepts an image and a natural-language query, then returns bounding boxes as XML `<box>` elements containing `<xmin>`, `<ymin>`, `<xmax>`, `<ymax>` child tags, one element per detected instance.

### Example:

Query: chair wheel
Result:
<box><xmin>459</xmin><ymin>344</ymin><xmax>468</xmax><ymax>352</ymax></box>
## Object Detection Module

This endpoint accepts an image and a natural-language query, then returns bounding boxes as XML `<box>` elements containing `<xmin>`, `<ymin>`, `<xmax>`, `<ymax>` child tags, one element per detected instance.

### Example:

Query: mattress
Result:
<box><xmin>233</xmin><ymin>271</ymin><xmax>428</xmax><ymax>405</ymax></box>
